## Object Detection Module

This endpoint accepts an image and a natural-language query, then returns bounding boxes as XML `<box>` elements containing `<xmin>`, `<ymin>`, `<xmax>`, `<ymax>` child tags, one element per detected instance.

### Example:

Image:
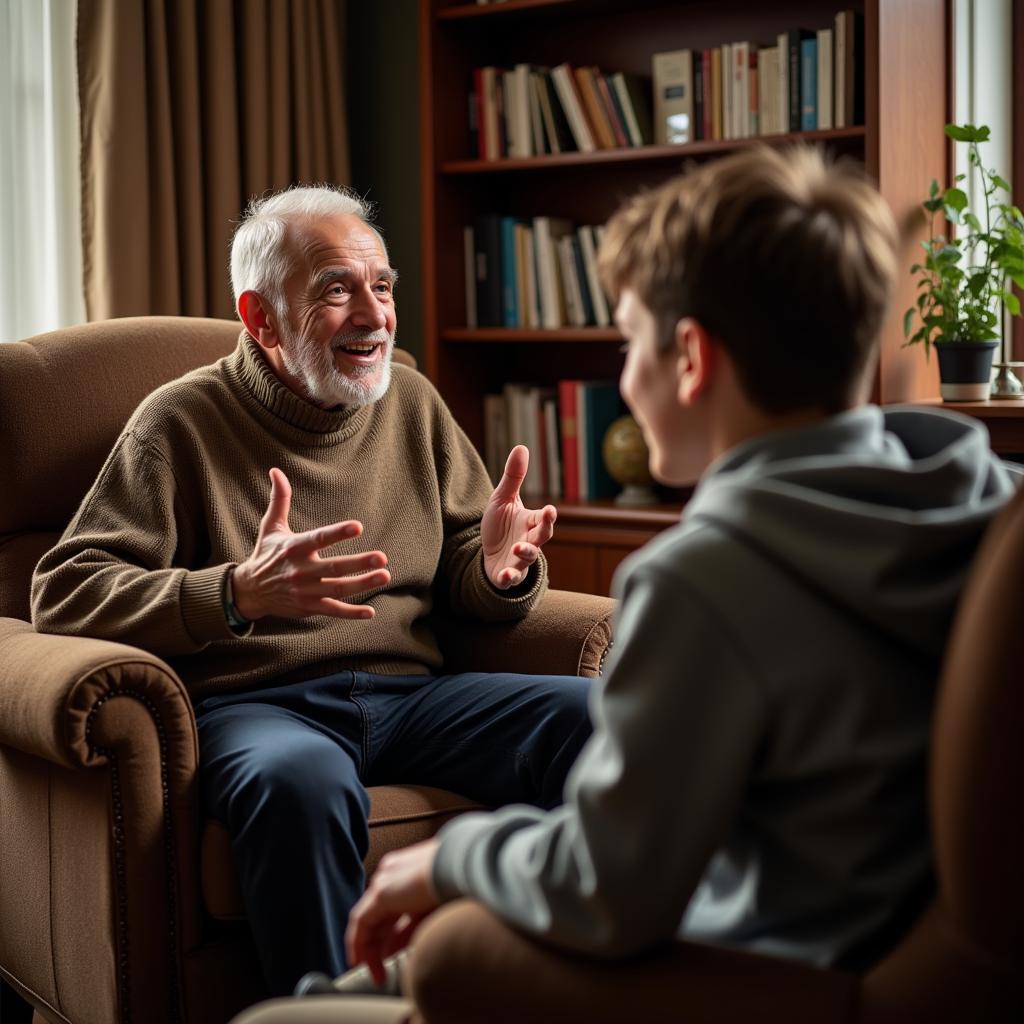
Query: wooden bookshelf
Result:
<box><xmin>419</xmin><ymin>0</ymin><xmax>949</xmax><ymax>594</ymax></box>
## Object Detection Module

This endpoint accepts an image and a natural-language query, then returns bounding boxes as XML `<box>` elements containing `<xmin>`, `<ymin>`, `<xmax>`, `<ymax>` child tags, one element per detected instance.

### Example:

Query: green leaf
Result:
<box><xmin>929</xmin><ymin>178</ymin><xmax>939</xmax><ymax>198</ymax></box>
<box><xmin>903</xmin><ymin>308</ymin><xmax>915</xmax><ymax>337</ymax></box>
<box><xmin>944</xmin><ymin>187</ymin><xmax>969</xmax><ymax>212</ymax></box>
<box><xmin>990</xmin><ymin>173</ymin><xmax>1011</xmax><ymax>192</ymax></box>
<box><xmin>955</xmin><ymin>173</ymin><xmax>966</xmax><ymax>182</ymax></box>
<box><xmin>945</xmin><ymin>124</ymin><xmax>974</xmax><ymax>142</ymax></box>
<box><xmin>923</xmin><ymin>197</ymin><xmax>944</xmax><ymax>213</ymax></box>
<box><xmin>963</xmin><ymin>213</ymin><xmax>982</xmax><ymax>232</ymax></box>
<box><xmin>1002</xmin><ymin>292</ymin><xmax>1021</xmax><ymax>317</ymax></box>
<box><xmin>909</xmin><ymin>263</ymin><xmax>922</xmax><ymax>274</ymax></box>
<box><xmin>967</xmin><ymin>271</ymin><xmax>988</xmax><ymax>296</ymax></box>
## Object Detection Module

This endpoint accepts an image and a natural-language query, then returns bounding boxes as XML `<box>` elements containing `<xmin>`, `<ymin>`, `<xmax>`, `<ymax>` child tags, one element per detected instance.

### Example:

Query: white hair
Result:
<box><xmin>229</xmin><ymin>184</ymin><xmax>386</xmax><ymax>315</ymax></box>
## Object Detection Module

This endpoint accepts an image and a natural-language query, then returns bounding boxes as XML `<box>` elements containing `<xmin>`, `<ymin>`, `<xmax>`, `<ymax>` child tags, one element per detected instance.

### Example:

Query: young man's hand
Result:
<box><xmin>345</xmin><ymin>838</ymin><xmax>442</xmax><ymax>984</ymax></box>
<box><xmin>232</xmin><ymin>468</ymin><xmax>391</xmax><ymax>620</ymax></box>
<box><xmin>481</xmin><ymin>446</ymin><xmax>557</xmax><ymax>589</ymax></box>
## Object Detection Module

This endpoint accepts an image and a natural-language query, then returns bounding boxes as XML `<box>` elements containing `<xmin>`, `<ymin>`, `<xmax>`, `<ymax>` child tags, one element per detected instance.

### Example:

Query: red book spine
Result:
<box><xmin>594</xmin><ymin>72</ymin><xmax>629</xmax><ymax>147</ymax></box>
<box><xmin>701</xmin><ymin>50</ymin><xmax>713</xmax><ymax>141</ymax></box>
<box><xmin>558</xmin><ymin>380</ymin><xmax>580</xmax><ymax>503</ymax></box>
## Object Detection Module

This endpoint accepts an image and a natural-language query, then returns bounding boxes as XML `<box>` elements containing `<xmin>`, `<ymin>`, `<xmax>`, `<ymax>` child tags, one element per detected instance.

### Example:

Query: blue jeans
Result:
<box><xmin>195</xmin><ymin>670</ymin><xmax>592</xmax><ymax>995</ymax></box>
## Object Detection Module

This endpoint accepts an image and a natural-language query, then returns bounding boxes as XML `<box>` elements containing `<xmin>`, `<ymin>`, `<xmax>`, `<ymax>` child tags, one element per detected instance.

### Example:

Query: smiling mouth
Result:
<box><xmin>335</xmin><ymin>342</ymin><xmax>382</xmax><ymax>358</ymax></box>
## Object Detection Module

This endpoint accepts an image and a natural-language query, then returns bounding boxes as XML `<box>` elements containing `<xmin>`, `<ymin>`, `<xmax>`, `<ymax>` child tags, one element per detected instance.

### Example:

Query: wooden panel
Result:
<box><xmin>597</xmin><ymin>546</ymin><xmax>633</xmax><ymax>596</ymax></box>
<box><xmin>543</xmin><ymin>541</ymin><xmax>598</xmax><ymax>594</ymax></box>
<box><xmin>870</xmin><ymin>0</ymin><xmax>948</xmax><ymax>403</ymax></box>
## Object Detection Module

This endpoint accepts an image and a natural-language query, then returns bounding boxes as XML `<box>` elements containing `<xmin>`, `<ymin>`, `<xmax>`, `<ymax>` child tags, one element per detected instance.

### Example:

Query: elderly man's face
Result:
<box><xmin>276</xmin><ymin>213</ymin><xmax>398</xmax><ymax>408</ymax></box>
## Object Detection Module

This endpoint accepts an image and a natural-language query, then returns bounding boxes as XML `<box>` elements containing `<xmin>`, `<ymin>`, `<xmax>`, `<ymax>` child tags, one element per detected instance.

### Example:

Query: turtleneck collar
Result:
<box><xmin>224</xmin><ymin>331</ymin><xmax>373</xmax><ymax>447</ymax></box>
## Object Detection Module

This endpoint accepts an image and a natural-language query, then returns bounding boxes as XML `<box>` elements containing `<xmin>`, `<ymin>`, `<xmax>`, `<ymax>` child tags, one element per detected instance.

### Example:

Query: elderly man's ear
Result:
<box><xmin>238</xmin><ymin>291</ymin><xmax>282</xmax><ymax>349</ymax></box>
<box><xmin>674</xmin><ymin>317</ymin><xmax>717</xmax><ymax>406</ymax></box>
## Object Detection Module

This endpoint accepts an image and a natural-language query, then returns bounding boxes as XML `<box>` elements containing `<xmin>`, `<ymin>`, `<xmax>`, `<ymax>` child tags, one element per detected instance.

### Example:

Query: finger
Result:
<box><xmin>491</xmin><ymin>445</ymin><xmax>529</xmax><ymax>502</ymax></box>
<box><xmin>317</xmin><ymin>598</ymin><xmax>376</xmax><ymax>619</ymax></box>
<box><xmin>262</xmin><ymin>468</ymin><xmax>292</xmax><ymax>533</ymax></box>
<box><xmin>493</xmin><ymin>567</ymin><xmax>524</xmax><ymax>590</ymax></box>
<box><xmin>292</xmin><ymin>519</ymin><xmax>364</xmax><ymax>556</ymax></box>
<box><xmin>528</xmin><ymin>505</ymin><xmax>558</xmax><ymax>546</ymax></box>
<box><xmin>511</xmin><ymin>543</ymin><xmax>539</xmax><ymax>565</ymax></box>
<box><xmin>320</xmin><ymin>569</ymin><xmax>391</xmax><ymax>597</ymax></box>
<box><xmin>315</xmin><ymin>551</ymin><xmax>388</xmax><ymax>578</ymax></box>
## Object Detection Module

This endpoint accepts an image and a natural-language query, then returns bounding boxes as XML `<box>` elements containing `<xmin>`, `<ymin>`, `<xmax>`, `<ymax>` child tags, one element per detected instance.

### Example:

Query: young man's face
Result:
<box><xmin>277</xmin><ymin>213</ymin><xmax>398</xmax><ymax>408</ymax></box>
<box><xmin>615</xmin><ymin>288</ymin><xmax>694</xmax><ymax>486</ymax></box>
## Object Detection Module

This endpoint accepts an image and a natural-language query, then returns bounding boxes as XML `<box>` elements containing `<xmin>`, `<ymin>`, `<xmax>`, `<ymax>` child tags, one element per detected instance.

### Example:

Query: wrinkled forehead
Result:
<box><xmin>285</xmin><ymin>213</ymin><xmax>391</xmax><ymax>277</ymax></box>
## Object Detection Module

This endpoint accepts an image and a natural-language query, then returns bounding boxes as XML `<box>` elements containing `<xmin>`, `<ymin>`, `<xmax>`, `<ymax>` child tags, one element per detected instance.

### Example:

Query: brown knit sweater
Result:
<box><xmin>31</xmin><ymin>334</ymin><xmax>547</xmax><ymax>701</ymax></box>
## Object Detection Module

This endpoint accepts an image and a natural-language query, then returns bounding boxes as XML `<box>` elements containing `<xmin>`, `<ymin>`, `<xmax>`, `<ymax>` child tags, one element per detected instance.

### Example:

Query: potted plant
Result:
<box><xmin>904</xmin><ymin>123</ymin><xmax>1024</xmax><ymax>400</ymax></box>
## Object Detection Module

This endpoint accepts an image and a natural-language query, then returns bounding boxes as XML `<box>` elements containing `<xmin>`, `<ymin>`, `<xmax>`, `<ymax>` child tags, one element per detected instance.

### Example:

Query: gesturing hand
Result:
<box><xmin>231</xmin><ymin>468</ymin><xmax>391</xmax><ymax>621</ymax></box>
<box><xmin>481</xmin><ymin>446</ymin><xmax>557</xmax><ymax>589</ymax></box>
<box><xmin>345</xmin><ymin>838</ymin><xmax>441</xmax><ymax>985</ymax></box>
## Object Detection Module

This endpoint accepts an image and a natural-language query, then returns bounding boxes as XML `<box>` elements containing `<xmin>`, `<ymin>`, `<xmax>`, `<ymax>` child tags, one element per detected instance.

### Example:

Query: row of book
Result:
<box><xmin>653</xmin><ymin>11</ymin><xmax>864</xmax><ymax>143</ymax></box>
<box><xmin>485</xmin><ymin>381</ymin><xmax>623</xmax><ymax>502</ymax></box>
<box><xmin>465</xmin><ymin>216</ymin><xmax>612</xmax><ymax>330</ymax></box>
<box><xmin>470</xmin><ymin>64</ymin><xmax>653</xmax><ymax>160</ymax></box>
<box><xmin>467</xmin><ymin>10</ymin><xmax>863</xmax><ymax>159</ymax></box>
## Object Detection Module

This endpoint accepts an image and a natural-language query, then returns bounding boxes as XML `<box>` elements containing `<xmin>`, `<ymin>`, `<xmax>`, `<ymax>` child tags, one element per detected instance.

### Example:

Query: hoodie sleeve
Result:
<box><xmin>432</xmin><ymin>559</ymin><xmax>767</xmax><ymax>956</ymax></box>
<box><xmin>31</xmin><ymin>430</ymin><xmax>244</xmax><ymax>654</ymax></box>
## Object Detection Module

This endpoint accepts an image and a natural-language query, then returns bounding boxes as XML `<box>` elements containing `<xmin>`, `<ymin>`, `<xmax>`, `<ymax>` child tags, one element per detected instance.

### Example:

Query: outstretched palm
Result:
<box><xmin>481</xmin><ymin>446</ymin><xmax>558</xmax><ymax>589</ymax></box>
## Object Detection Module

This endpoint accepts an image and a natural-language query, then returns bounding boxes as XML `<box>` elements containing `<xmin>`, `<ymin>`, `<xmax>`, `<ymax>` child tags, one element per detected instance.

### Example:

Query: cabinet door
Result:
<box><xmin>543</xmin><ymin>541</ymin><xmax>598</xmax><ymax>595</ymax></box>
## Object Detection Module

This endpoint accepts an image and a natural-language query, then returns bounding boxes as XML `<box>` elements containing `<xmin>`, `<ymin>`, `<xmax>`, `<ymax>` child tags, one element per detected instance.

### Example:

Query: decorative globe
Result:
<box><xmin>602</xmin><ymin>415</ymin><xmax>657</xmax><ymax>505</ymax></box>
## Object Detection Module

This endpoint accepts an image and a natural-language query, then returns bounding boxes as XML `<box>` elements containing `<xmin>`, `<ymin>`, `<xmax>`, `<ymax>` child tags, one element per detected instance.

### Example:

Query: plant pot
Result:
<box><xmin>935</xmin><ymin>340</ymin><xmax>999</xmax><ymax>401</ymax></box>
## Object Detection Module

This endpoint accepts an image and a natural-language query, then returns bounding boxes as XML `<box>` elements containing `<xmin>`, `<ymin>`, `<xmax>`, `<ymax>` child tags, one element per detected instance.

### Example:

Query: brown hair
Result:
<box><xmin>598</xmin><ymin>145</ymin><xmax>898</xmax><ymax>414</ymax></box>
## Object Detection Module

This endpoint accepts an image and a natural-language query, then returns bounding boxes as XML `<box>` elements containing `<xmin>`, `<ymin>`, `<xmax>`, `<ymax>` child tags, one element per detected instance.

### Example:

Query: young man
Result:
<box><xmin>341</xmin><ymin>145</ymin><xmax>1017</xmax><ymax>992</ymax></box>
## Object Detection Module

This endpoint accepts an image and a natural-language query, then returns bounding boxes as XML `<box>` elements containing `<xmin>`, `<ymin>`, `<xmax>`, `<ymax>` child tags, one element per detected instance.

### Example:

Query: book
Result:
<box><xmin>534</xmin><ymin>217</ymin><xmax>575</xmax><ymax>328</ymax></box>
<box><xmin>786</xmin><ymin>30</ymin><xmax>814</xmax><ymax>132</ymax></box>
<box><xmin>557</xmin><ymin>235</ymin><xmax>587</xmax><ymax>327</ymax></box>
<box><xmin>700</xmin><ymin>49</ymin><xmax>713</xmax><ymax>140</ymax></box>
<box><xmin>603</xmin><ymin>73</ymin><xmax>634</xmax><ymax>147</ymax></box>
<box><xmin>508</xmin><ymin>64</ymin><xmax>533</xmax><ymax>157</ymax></box>
<box><xmin>480</xmin><ymin>66</ymin><xmax>501</xmax><ymax>160</ymax></box>
<box><xmin>551</xmin><ymin>63</ymin><xmax>597</xmax><ymax>151</ymax></box>
<box><xmin>834</xmin><ymin>10</ymin><xmax>863</xmax><ymax>128</ymax></box>
<box><xmin>610</xmin><ymin>72</ymin><xmax>653</xmax><ymax>146</ymax></box>
<box><xmin>514</xmin><ymin>222</ymin><xmax>530</xmax><ymax>326</ymax></box>
<box><xmin>722</xmin><ymin>43</ymin><xmax>732</xmax><ymax>140</ymax></box>
<box><xmin>710</xmin><ymin>47</ymin><xmax>723</xmax><ymax>140</ymax></box>
<box><xmin>463</xmin><ymin>225</ymin><xmax>477</xmax><ymax>328</ymax></box>
<box><xmin>571</xmin><ymin>234</ymin><xmax>595</xmax><ymax>325</ymax></box>
<box><xmin>581</xmin><ymin>381</ymin><xmax>622</xmax><ymax>499</ymax></box>
<box><xmin>539</xmin><ymin>69</ymin><xmax>576</xmax><ymax>153</ymax></box>
<box><xmin>500</xmin><ymin>216</ymin><xmax>520</xmax><ymax>327</ymax></box>
<box><xmin>542</xmin><ymin>396</ymin><xmax>562</xmax><ymax>498</ymax></box>
<box><xmin>527</xmin><ymin>69</ymin><xmax>547</xmax><ymax>155</ymax></box>
<box><xmin>748</xmin><ymin>47</ymin><xmax>759</xmax><ymax>137</ymax></box>
<box><xmin>558</xmin><ymin>380</ymin><xmax>580</xmax><ymax>502</ymax></box>
<box><xmin>483</xmin><ymin>393</ymin><xmax>507</xmax><ymax>483</ymax></box>
<box><xmin>473</xmin><ymin>213</ymin><xmax>502</xmax><ymax>327</ymax></box>
<box><xmin>800</xmin><ymin>37</ymin><xmax>817</xmax><ymax>131</ymax></box>
<box><xmin>652</xmin><ymin>48</ymin><xmax>694</xmax><ymax>145</ymax></box>
<box><xmin>757</xmin><ymin>47</ymin><xmax>772</xmax><ymax>135</ymax></box>
<box><xmin>575</xmin><ymin>66</ymin><xmax>617</xmax><ymax>149</ymax></box>
<box><xmin>731</xmin><ymin>42</ymin><xmax>748</xmax><ymax>140</ymax></box>
<box><xmin>595</xmin><ymin>72</ymin><xmax>629</xmax><ymax>147</ymax></box>
<box><xmin>693</xmin><ymin>57</ymin><xmax>704</xmax><ymax>140</ymax></box>
<box><xmin>522</xmin><ymin>225</ymin><xmax>540</xmax><ymax>328</ymax></box>
<box><xmin>816</xmin><ymin>28</ymin><xmax>833</xmax><ymax>130</ymax></box>
<box><xmin>469</xmin><ymin>77</ymin><xmax>481</xmax><ymax>157</ymax></box>
<box><xmin>578</xmin><ymin>225</ymin><xmax>611</xmax><ymax>327</ymax></box>
<box><xmin>776</xmin><ymin>31</ymin><xmax>789</xmax><ymax>135</ymax></box>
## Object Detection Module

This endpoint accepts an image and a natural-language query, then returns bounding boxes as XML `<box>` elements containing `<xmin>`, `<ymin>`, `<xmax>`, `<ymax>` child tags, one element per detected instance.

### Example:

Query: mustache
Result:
<box><xmin>331</xmin><ymin>329</ymin><xmax>392</xmax><ymax>348</ymax></box>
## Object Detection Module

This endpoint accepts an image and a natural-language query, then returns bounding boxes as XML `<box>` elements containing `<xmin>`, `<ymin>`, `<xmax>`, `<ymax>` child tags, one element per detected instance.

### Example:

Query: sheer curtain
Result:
<box><xmin>0</xmin><ymin>0</ymin><xmax>85</xmax><ymax>342</ymax></box>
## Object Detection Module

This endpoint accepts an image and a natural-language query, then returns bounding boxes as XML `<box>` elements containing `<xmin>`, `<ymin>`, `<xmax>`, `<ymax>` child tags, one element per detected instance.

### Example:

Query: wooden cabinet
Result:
<box><xmin>418</xmin><ymin>0</ymin><xmax>949</xmax><ymax>594</ymax></box>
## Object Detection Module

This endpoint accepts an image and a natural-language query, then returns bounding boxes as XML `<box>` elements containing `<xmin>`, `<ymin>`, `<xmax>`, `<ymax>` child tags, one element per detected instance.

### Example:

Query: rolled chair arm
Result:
<box><xmin>0</xmin><ymin>617</ymin><xmax>197</xmax><ymax>771</ymax></box>
<box><xmin>434</xmin><ymin>589</ymin><xmax>615</xmax><ymax>679</ymax></box>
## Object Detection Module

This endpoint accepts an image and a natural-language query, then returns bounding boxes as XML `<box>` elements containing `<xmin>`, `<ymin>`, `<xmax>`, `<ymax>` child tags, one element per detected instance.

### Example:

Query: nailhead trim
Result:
<box><xmin>85</xmin><ymin>689</ymin><xmax>181</xmax><ymax>1024</ymax></box>
<box><xmin>598</xmin><ymin>640</ymin><xmax>613</xmax><ymax>676</ymax></box>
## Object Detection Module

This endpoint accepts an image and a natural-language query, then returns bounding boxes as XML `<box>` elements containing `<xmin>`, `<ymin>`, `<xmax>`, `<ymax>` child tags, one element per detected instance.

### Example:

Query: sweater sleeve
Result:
<box><xmin>431</xmin><ymin>562</ymin><xmax>767</xmax><ymax>957</ymax></box>
<box><xmin>434</xmin><ymin>401</ymin><xmax>547</xmax><ymax>621</ymax></box>
<box><xmin>31</xmin><ymin>430</ymin><xmax>243</xmax><ymax>654</ymax></box>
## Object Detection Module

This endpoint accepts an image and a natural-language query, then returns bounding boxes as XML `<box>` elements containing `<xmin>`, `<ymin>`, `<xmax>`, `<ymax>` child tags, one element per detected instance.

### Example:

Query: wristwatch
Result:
<box><xmin>224</xmin><ymin>571</ymin><xmax>251</xmax><ymax>631</ymax></box>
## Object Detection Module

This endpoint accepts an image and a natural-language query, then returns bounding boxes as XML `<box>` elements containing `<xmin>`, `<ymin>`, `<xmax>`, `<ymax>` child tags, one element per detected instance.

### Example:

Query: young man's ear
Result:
<box><xmin>674</xmin><ymin>317</ymin><xmax>716</xmax><ymax>404</ymax></box>
<box><xmin>237</xmin><ymin>291</ymin><xmax>282</xmax><ymax>349</ymax></box>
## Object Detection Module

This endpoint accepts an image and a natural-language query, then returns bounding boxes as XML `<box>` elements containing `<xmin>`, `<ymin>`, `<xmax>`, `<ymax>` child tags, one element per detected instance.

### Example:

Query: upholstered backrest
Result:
<box><xmin>0</xmin><ymin>316</ymin><xmax>414</xmax><ymax>621</ymax></box>
<box><xmin>928</xmin><ymin>484</ymin><xmax>1024</xmax><ymax>954</ymax></box>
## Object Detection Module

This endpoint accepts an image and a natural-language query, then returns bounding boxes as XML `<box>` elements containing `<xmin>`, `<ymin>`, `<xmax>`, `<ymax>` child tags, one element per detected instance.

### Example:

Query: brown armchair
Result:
<box><xmin>0</xmin><ymin>317</ymin><xmax>614</xmax><ymax>1024</ymax></box>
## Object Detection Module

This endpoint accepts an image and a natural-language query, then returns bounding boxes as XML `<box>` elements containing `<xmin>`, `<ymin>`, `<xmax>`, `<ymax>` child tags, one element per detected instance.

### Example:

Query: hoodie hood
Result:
<box><xmin>683</xmin><ymin>405</ymin><xmax>1018</xmax><ymax>659</ymax></box>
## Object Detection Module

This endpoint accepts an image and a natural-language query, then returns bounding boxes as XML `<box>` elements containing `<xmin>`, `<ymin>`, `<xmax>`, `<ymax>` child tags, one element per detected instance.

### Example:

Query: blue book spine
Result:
<box><xmin>583</xmin><ymin>382</ymin><xmax>622</xmax><ymax>499</ymax></box>
<box><xmin>800</xmin><ymin>39</ymin><xmax>817</xmax><ymax>131</ymax></box>
<box><xmin>500</xmin><ymin>216</ymin><xmax>519</xmax><ymax>328</ymax></box>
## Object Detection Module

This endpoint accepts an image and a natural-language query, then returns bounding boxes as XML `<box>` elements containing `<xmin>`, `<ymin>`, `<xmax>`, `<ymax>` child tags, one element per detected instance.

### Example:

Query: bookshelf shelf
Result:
<box><xmin>440</xmin><ymin>126</ymin><xmax>867</xmax><ymax>174</ymax></box>
<box><xmin>420</xmin><ymin>0</ymin><xmax>949</xmax><ymax>594</ymax></box>
<box><xmin>443</xmin><ymin>327</ymin><xmax>622</xmax><ymax>343</ymax></box>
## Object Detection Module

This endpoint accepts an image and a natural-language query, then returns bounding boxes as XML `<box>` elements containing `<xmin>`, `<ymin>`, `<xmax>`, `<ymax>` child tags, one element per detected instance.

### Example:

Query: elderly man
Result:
<box><xmin>30</xmin><ymin>185</ymin><xmax>591</xmax><ymax>995</ymax></box>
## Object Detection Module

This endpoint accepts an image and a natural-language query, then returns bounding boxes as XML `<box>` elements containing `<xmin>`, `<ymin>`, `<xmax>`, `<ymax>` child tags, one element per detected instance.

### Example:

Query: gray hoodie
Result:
<box><xmin>433</xmin><ymin>405</ymin><xmax>1018</xmax><ymax>970</ymax></box>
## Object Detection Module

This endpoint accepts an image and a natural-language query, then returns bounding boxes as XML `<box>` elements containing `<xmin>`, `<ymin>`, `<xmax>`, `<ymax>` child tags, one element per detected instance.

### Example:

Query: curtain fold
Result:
<box><xmin>77</xmin><ymin>0</ymin><xmax>350</xmax><ymax>321</ymax></box>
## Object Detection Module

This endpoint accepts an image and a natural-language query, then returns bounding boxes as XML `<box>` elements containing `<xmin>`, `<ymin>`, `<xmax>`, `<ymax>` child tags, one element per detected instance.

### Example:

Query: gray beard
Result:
<box><xmin>279</xmin><ymin>323</ymin><xmax>395</xmax><ymax>409</ymax></box>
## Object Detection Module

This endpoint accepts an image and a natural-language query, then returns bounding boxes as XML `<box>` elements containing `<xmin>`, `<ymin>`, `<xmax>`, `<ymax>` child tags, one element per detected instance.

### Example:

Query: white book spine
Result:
<box><xmin>551</xmin><ymin>64</ymin><xmax>596</xmax><ymax>151</ymax></box>
<box><xmin>511</xmin><ymin>64</ymin><xmax>533</xmax><ymax>158</ymax></box>
<box><xmin>776</xmin><ymin>33</ymin><xmax>789</xmax><ymax>135</ymax></box>
<box><xmin>611</xmin><ymin>73</ymin><xmax>643</xmax><ymax>147</ymax></box>
<box><xmin>817</xmin><ymin>29</ymin><xmax>833</xmax><ymax>130</ymax></box>
<box><xmin>543</xmin><ymin>398</ymin><xmax>562</xmax><ymax>498</ymax></box>
<box><xmin>722</xmin><ymin>43</ymin><xmax>732</xmax><ymax>140</ymax></box>
<box><xmin>834</xmin><ymin>13</ymin><xmax>846</xmax><ymax>129</ymax></box>
<box><xmin>578</xmin><ymin>226</ymin><xmax>610</xmax><ymax>326</ymax></box>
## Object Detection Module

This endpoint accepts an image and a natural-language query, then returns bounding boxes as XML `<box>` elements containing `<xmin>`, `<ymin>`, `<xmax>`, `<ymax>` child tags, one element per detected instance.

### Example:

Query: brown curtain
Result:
<box><xmin>77</xmin><ymin>0</ymin><xmax>350</xmax><ymax>321</ymax></box>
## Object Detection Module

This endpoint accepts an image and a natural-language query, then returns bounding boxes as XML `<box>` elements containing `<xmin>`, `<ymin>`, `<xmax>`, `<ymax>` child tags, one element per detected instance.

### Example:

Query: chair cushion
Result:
<box><xmin>201</xmin><ymin>784</ymin><xmax>481</xmax><ymax>921</ymax></box>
